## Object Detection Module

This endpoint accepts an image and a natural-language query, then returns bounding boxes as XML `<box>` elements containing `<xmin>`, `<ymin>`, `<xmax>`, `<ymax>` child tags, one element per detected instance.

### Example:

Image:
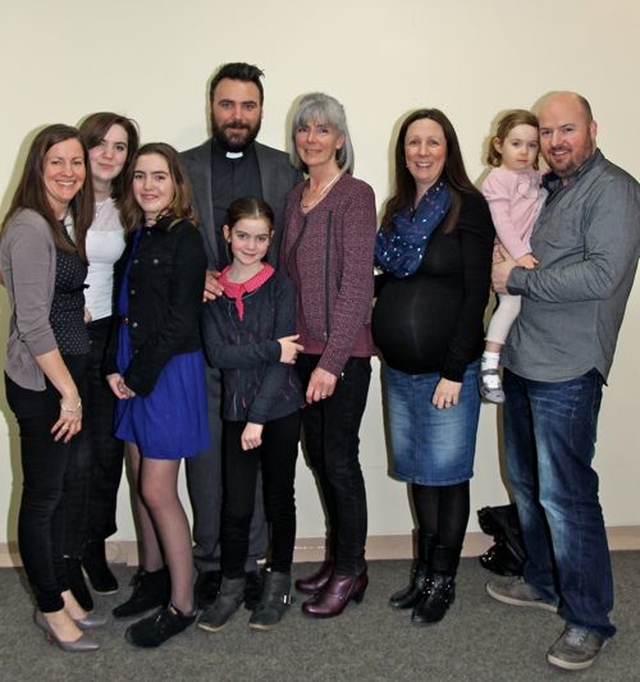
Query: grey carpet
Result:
<box><xmin>0</xmin><ymin>553</ymin><xmax>638</xmax><ymax>681</ymax></box>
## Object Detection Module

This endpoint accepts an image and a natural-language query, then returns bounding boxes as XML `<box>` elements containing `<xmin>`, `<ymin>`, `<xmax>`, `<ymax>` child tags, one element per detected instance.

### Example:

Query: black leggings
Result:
<box><xmin>221</xmin><ymin>411</ymin><xmax>300</xmax><ymax>577</ymax></box>
<box><xmin>411</xmin><ymin>480</ymin><xmax>470</xmax><ymax>549</ymax></box>
<box><xmin>5</xmin><ymin>354</ymin><xmax>88</xmax><ymax>612</ymax></box>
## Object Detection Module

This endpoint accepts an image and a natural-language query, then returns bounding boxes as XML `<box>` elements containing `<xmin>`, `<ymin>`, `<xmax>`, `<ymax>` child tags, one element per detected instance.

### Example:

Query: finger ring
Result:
<box><xmin>321</xmin><ymin>393</ymin><xmax>328</xmax><ymax>399</ymax></box>
<box><xmin>61</xmin><ymin>425</ymin><xmax>68</xmax><ymax>430</ymax></box>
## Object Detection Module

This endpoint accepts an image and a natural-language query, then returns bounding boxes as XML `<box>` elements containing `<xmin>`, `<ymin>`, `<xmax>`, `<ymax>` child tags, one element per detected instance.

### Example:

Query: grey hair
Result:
<box><xmin>289</xmin><ymin>93</ymin><xmax>355</xmax><ymax>174</ymax></box>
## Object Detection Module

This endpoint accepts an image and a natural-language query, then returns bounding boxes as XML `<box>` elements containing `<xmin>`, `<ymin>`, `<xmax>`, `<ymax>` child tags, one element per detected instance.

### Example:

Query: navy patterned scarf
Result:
<box><xmin>374</xmin><ymin>181</ymin><xmax>451</xmax><ymax>277</ymax></box>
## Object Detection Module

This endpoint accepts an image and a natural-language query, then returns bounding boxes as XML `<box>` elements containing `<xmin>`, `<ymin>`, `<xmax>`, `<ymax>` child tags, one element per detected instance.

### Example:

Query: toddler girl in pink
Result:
<box><xmin>479</xmin><ymin>110</ymin><xmax>546</xmax><ymax>403</ymax></box>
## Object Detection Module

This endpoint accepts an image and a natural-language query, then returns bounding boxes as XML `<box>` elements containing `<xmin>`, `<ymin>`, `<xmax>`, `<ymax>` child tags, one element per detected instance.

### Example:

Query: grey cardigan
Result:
<box><xmin>0</xmin><ymin>208</ymin><xmax>58</xmax><ymax>390</ymax></box>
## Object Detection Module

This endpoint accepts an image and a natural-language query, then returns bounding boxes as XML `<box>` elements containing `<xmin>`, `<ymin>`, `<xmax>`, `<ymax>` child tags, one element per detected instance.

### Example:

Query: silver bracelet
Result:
<box><xmin>60</xmin><ymin>397</ymin><xmax>82</xmax><ymax>413</ymax></box>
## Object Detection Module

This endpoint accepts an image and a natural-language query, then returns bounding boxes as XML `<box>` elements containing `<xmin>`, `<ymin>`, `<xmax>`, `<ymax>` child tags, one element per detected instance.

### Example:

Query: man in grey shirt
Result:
<box><xmin>487</xmin><ymin>91</ymin><xmax>640</xmax><ymax>671</ymax></box>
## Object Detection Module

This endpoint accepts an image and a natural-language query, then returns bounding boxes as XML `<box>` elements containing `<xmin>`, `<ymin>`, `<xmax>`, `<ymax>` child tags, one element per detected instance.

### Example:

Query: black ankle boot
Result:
<box><xmin>113</xmin><ymin>567</ymin><xmax>170</xmax><ymax>619</ymax></box>
<box><xmin>197</xmin><ymin>576</ymin><xmax>245</xmax><ymax>632</ymax></box>
<box><xmin>65</xmin><ymin>556</ymin><xmax>94</xmax><ymax>612</ymax></box>
<box><xmin>82</xmin><ymin>539</ymin><xmax>118</xmax><ymax>594</ymax></box>
<box><xmin>249</xmin><ymin>570</ymin><xmax>292</xmax><ymax>630</ymax></box>
<box><xmin>411</xmin><ymin>544</ymin><xmax>460</xmax><ymax>626</ymax></box>
<box><xmin>389</xmin><ymin>532</ymin><xmax>436</xmax><ymax>609</ymax></box>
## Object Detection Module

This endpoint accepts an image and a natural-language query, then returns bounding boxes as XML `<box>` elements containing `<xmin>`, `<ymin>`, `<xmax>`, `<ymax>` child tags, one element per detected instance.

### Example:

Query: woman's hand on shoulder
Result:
<box><xmin>306</xmin><ymin>367</ymin><xmax>338</xmax><ymax>404</ymax></box>
<box><xmin>203</xmin><ymin>270</ymin><xmax>224</xmax><ymax>302</ymax></box>
<box><xmin>278</xmin><ymin>334</ymin><xmax>304</xmax><ymax>364</ymax></box>
<box><xmin>432</xmin><ymin>377</ymin><xmax>462</xmax><ymax>410</ymax></box>
<box><xmin>241</xmin><ymin>422</ymin><xmax>264</xmax><ymax>451</ymax></box>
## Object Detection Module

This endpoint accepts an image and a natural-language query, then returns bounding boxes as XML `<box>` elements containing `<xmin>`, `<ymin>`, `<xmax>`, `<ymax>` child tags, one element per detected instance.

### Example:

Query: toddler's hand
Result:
<box><xmin>516</xmin><ymin>253</ymin><xmax>539</xmax><ymax>269</ymax></box>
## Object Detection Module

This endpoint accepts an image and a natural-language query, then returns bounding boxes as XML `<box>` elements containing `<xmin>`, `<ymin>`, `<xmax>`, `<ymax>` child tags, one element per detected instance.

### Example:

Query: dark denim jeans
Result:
<box><xmin>503</xmin><ymin>368</ymin><xmax>615</xmax><ymax>639</ymax></box>
<box><xmin>297</xmin><ymin>354</ymin><xmax>371</xmax><ymax>576</ymax></box>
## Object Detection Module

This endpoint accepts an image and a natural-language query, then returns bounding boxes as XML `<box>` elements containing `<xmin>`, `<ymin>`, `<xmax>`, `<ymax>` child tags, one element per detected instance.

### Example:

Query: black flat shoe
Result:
<box><xmin>113</xmin><ymin>567</ymin><xmax>169</xmax><ymax>619</ymax></box>
<box><xmin>125</xmin><ymin>605</ymin><xmax>196</xmax><ymax>648</ymax></box>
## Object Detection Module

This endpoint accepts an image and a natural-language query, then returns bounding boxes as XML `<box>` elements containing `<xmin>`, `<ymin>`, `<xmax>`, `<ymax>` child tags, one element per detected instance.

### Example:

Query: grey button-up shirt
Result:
<box><xmin>502</xmin><ymin>149</ymin><xmax>640</xmax><ymax>382</ymax></box>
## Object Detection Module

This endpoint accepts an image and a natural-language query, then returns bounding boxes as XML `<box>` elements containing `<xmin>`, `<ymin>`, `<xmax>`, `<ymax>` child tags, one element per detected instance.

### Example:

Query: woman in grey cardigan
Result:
<box><xmin>0</xmin><ymin>124</ymin><xmax>105</xmax><ymax>652</ymax></box>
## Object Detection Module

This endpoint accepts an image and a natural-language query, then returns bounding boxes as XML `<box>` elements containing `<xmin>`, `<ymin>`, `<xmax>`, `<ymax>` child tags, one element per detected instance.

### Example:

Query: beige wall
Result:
<box><xmin>1</xmin><ymin>0</ymin><xmax>639</xmax><ymax>549</ymax></box>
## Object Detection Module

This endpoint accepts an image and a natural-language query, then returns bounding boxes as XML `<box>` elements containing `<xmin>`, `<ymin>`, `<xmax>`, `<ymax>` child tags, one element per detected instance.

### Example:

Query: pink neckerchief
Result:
<box><xmin>219</xmin><ymin>263</ymin><xmax>275</xmax><ymax>321</ymax></box>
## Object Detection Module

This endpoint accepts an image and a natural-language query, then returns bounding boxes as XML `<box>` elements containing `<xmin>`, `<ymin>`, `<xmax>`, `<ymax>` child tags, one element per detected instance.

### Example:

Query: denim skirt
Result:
<box><xmin>385</xmin><ymin>361</ymin><xmax>481</xmax><ymax>485</ymax></box>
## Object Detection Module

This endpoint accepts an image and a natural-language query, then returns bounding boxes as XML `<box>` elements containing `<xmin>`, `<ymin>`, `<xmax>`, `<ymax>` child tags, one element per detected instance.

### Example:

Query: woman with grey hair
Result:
<box><xmin>280</xmin><ymin>93</ymin><xmax>377</xmax><ymax>618</ymax></box>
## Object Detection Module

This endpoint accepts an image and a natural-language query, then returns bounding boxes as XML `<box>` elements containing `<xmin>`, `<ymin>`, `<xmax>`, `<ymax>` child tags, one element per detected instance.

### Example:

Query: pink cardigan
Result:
<box><xmin>481</xmin><ymin>166</ymin><xmax>546</xmax><ymax>260</ymax></box>
<box><xmin>281</xmin><ymin>173</ymin><xmax>377</xmax><ymax>377</ymax></box>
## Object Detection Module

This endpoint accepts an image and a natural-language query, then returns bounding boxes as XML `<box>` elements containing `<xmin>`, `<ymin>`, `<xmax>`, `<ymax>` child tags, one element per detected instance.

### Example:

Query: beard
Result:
<box><xmin>546</xmin><ymin>138</ymin><xmax>595</xmax><ymax>179</ymax></box>
<box><xmin>212</xmin><ymin>117</ymin><xmax>261</xmax><ymax>153</ymax></box>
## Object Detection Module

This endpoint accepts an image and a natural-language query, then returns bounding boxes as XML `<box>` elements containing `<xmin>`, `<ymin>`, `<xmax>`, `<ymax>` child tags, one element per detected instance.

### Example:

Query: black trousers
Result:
<box><xmin>296</xmin><ymin>355</ymin><xmax>371</xmax><ymax>575</ymax></box>
<box><xmin>79</xmin><ymin>317</ymin><xmax>124</xmax><ymax>543</ymax></box>
<box><xmin>5</xmin><ymin>353</ymin><xmax>88</xmax><ymax>612</ymax></box>
<box><xmin>221</xmin><ymin>411</ymin><xmax>301</xmax><ymax>577</ymax></box>
<box><xmin>186</xmin><ymin>366</ymin><xmax>268</xmax><ymax>573</ymax></box>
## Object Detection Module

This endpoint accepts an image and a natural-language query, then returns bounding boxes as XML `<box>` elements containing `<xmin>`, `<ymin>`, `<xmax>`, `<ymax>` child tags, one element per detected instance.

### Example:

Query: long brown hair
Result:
<box><xmin>1</xmin><ymin>124</ymin><xmax>94</xmax><ymax>261</ymax></box>
<box><xmin>381</xmin><ymin>109</ymin><xmax>480</xmax><ymax>233</ymax></box>
<box><xmin>119</xmin><ymin>143</ymin><xmax>197</xmax><ymax>232</ymax></box>
<box><xmin>79</xmin><ymin>112</ymin><xmax>140</xmax><ymax>204</ymax></box>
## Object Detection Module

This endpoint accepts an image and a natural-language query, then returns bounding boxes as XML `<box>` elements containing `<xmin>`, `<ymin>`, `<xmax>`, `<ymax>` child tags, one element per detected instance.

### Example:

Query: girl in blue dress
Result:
<box><xmin>106</xmin><ymin>143</ymin><xmax>209</xmax><ymax>647</ymax></box>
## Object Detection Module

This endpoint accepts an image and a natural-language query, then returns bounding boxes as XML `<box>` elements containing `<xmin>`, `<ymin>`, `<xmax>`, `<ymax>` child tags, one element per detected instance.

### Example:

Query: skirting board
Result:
<box><xmin>1</xmin><ymin>526</ymin><xmax>639</xmax><ymax>568</ymax></box>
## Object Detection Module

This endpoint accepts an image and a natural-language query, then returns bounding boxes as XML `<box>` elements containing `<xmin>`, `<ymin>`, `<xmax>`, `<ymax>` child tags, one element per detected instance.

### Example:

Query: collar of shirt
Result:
<box><xmin>542</xmin><ymin>148</ymin><xmax>602</xmax><ymax>200</ymax></box>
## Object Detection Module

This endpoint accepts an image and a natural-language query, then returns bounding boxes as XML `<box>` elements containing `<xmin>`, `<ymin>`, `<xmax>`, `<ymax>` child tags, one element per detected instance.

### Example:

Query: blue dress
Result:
<box><xmin>113</xmin><ymin>229</ymin><xmax>209</xmax><ymax>459</ymax></box>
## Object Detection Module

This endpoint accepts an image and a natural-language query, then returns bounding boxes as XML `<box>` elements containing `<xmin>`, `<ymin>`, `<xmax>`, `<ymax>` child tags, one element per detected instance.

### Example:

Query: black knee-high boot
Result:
<box><xmin>411</xmin><ymin>544</ymin><xmax>460</xmax><ymax>625</ymax></box>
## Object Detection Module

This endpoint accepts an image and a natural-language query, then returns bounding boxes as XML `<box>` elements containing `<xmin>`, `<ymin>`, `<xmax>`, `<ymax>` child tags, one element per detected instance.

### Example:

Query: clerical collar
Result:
<box><xmin>226</xmin><ymin>151</ymin><xmax>244</xmax><ymax>159</ymax></box>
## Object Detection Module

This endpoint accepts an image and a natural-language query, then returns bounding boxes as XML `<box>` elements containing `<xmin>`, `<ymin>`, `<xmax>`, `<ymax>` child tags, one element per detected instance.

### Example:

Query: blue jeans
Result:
<box><xmin>503</xmin><ymin>368</ymin><xmax>615</xmax><ymax>639</ymax></box>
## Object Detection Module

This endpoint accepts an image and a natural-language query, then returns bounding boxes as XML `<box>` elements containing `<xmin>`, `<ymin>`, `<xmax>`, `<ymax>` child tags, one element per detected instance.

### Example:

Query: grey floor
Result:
<box><xmin>1</xmin><ymin>553</ymin><xmax>638</xmax><ymax>681</ymax></box>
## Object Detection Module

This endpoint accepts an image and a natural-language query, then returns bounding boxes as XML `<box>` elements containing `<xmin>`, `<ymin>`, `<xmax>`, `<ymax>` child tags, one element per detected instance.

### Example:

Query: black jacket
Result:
<box><xmin>201</xmin><ymin>271</ymin><xmax>303</xmax><ymax>424</ymax></box>
<box><xmin>106</xmin><ymin>216</ymin><xmax>206</xmax><ymax>396</ymax></box>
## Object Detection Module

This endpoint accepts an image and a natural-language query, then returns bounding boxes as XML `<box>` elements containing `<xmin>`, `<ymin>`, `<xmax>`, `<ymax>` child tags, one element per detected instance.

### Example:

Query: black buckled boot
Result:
<box><xmin>249</xmin><ymin>570</ymin><xmax>292</xmax><ymax>630</ymax></box>
<box><xmin>389</xmin><ymin>532</ymin><xmax>436</xmax><ymax>609</ymax></box>
<box><xmin>411</xmin><ymin>545</ymin><xmax>460</xmax><ymax>625</ymax></box>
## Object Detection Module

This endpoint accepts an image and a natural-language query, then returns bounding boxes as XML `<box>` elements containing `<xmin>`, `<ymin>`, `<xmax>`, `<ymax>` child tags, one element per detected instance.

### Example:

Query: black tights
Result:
<box><xmin>411</xmin><ymin>480</ymin><xmax>470</xmax><ymax>548</ymax></box>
